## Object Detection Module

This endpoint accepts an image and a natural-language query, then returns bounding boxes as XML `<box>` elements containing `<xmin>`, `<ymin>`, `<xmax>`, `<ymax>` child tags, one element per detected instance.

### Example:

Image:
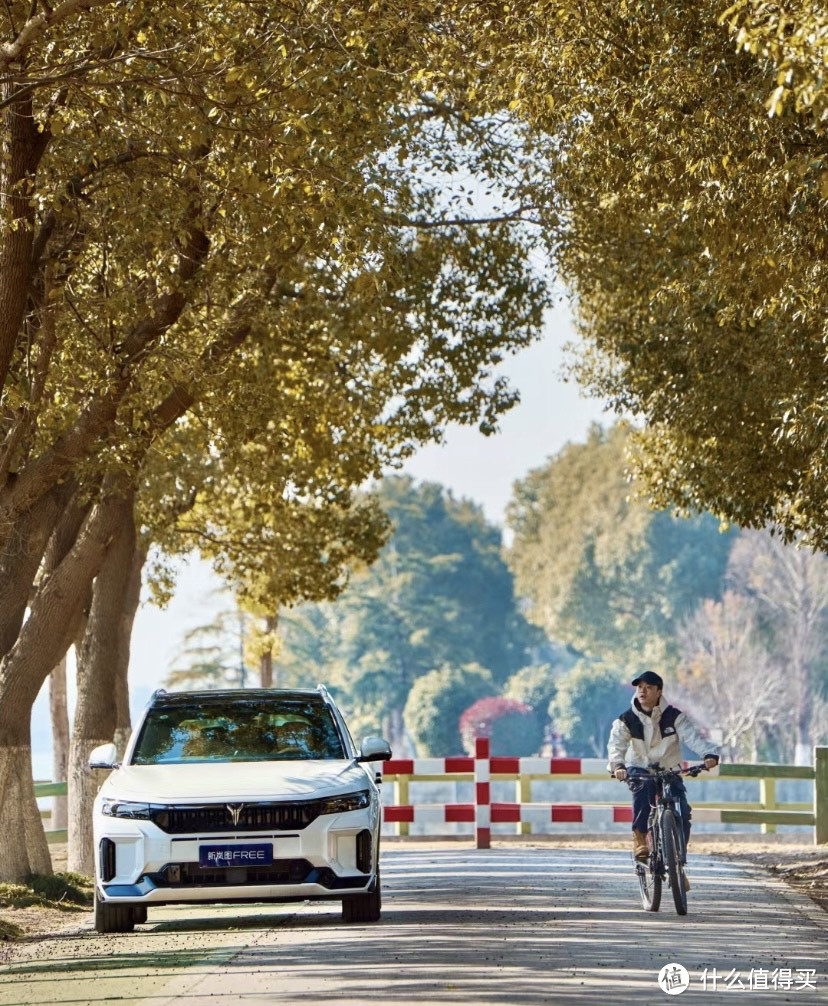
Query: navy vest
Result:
<box><xmin>619</xmin><ymin>705</ymin><xmax>681</xmax><ymax>740</ymax></box>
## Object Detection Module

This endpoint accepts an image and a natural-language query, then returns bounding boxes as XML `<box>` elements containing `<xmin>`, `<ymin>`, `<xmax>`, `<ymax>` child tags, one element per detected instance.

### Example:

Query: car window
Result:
<box><xmin>131</xmin><ymin>699</ymin><xmax>346</xmax><ymax>764</ymax></box>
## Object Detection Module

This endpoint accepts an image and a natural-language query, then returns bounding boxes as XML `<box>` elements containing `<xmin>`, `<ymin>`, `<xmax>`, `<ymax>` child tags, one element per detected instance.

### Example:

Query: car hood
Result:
<box><xmin>98</xmin><ymin>760</ymin><xmax>371</xmax><ymax>803</ymax></box>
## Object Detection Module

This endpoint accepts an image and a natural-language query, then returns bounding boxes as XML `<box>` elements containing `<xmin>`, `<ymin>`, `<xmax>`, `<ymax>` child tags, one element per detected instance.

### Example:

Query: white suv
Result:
<box><xmin>90</xmin><ymin>686</ymin><xmax>390</xmax><ymax>933</ymax></box>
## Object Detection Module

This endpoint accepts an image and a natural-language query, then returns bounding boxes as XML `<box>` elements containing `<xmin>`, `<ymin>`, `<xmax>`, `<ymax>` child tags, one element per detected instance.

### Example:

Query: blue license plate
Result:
<box><xmin>199</xmin><ymin>843</ymin><xmax>273</xmax><ymax>868</ymax></box>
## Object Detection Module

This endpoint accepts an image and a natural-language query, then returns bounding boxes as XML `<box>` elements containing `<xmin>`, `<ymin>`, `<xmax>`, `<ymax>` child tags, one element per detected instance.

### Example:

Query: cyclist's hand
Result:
<box><xmin>614</xmin><ymin>767</ymin><xmax>628</xmax><ymax>781</ymax></box>
<box><xmin>704</xmin><ymin>756</ymin><xmax>719</xmax><ymax>770</ymax></box>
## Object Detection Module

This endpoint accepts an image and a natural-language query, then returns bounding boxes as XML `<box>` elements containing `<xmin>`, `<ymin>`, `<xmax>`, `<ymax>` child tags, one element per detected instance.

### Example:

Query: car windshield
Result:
<box><xmin>130</xmin><ymin>698</ymin><xmax>346</xmax><ymax>765</ymax></box>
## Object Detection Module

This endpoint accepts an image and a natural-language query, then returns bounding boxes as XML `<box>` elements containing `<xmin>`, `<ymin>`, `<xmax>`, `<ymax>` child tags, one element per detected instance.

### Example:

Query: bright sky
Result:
<box><xmin>31</xmin><ymin>301</ymin><xmax>607</xmax><ymax>775</ymax></box>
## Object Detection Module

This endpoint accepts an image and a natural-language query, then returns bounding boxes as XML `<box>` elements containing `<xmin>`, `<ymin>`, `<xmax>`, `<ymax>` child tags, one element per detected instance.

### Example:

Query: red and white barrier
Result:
<box><xmin>475</xmin><ymin>737</ymin><xmax>491</xmax><ymax>849</ymax></box>
<box><xmin>382</xmin><ymin>740</ymin><xmax>632</xmax><ymax>847</ymax></box>
<box><xmin>383</xmin><ymin>756</ymin><xmax>609</xmax><ymax>777</ymax></box>
<box><xmin>383</xmin><ymin>803</ymin><xmax>634</xmax><ymax>826</ymax></box>
<box><xmin>379</xmin><ymin>741</ymin><xmax>822</xmax><ymax>843</ymax></box>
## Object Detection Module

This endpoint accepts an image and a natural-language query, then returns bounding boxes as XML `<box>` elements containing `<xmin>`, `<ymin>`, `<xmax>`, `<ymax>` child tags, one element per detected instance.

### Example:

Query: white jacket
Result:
<box><xmin>607</xmin><ymin>696</ymin><xmax>718</xmax><ymax>772</ymax></box>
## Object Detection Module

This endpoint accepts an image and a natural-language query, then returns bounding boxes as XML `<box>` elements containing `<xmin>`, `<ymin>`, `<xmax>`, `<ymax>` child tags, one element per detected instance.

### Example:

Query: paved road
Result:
<box><xmin>1</xmin><ymin>847</ymin><xmax>825</xmax><ymax>1005</ymax></box>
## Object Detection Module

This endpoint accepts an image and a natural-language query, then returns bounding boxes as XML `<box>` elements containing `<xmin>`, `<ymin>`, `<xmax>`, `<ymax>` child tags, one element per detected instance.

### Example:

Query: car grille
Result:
<box><xmin>156</xmin><ymin>859</ymin><xmax>314</xmax><ymax>887</ymax></box>
<box><xmin>149</xmin><ymin>800</ymin><xmax>323</xmax><ymax>834</ymax></box>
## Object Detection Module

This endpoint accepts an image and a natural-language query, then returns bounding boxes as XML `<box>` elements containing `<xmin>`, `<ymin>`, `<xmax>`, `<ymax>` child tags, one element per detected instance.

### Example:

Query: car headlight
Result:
<box><xmin>100</xmin><ymin>798</ymin><xmax>153</xmax><ymax>819</ymax></box>
<box><xmin>320</xmin><ymin>791</ymin><xmax>371</xmax><ymax>815</ymax></box>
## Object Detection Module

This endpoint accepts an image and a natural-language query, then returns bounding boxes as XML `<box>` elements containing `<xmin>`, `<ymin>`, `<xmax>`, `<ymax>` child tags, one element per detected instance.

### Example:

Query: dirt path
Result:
<box><xmin>2</xmin><ymin>835</ymin><xmax>826</xmax><ymax>951</ymax></box>
<box><xmin>1</xmin><ymin>845</ymin><xmax>825</xmax><ymax>1006</ymax></box>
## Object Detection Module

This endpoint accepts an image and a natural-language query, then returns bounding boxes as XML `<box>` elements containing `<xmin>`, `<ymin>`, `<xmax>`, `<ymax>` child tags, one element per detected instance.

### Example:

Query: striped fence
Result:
<box><xmin>35</xmin><ymin>742</ymin><xmax>828</xmax><ymax>848</ymax></box>
<box><xmin>382</xmin><ymin>739</ymin><xmax>828</xmax><ymax>848</ymax></box>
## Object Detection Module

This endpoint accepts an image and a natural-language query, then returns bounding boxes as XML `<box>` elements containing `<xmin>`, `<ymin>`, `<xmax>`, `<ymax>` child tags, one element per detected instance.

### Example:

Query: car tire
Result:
<box><xmin>342</xmin><ymin>870</ymin><xmax>381</xmax><ymax>924</ymax></box>
<box><xmin>94</xmin><ymin>890</ymin><xmax>136</xmax><ymax>934</ymax></box>
<box><xmin>132</xmin><ymin>905</ymin><xmax>148</xmax><ymax>925</ymax></box>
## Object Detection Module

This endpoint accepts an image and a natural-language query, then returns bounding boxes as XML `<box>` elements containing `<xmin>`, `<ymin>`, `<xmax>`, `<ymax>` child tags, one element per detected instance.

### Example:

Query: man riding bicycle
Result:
<box><xmin>607</xmin><ymin>671</ymin><xmax>720</xmax><ymax>878</ymax></box>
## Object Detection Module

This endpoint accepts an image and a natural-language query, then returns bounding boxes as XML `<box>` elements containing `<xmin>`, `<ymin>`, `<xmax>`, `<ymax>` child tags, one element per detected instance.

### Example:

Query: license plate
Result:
<box><xmin>199</xmin><ymin>843</ymin><xmax>273</xmax><ymax>868</ymax></box>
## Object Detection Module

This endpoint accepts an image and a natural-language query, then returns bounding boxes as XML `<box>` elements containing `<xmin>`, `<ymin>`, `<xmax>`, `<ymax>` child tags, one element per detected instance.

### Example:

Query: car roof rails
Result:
<box><xmin>316</xmin><ymin>683</ymin><xmax>332</xmax><ymax>702</ymax></box>
<box><xmin>149</xmin><ymin>688</ymin><xmax>167</xmax><ymax>703</ymax></box>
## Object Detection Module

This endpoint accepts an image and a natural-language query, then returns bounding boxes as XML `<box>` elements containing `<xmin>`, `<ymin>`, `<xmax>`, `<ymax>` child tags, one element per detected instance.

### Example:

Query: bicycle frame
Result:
<box><xmin>628</xmin><ymin>763</ymin><xmax>706</xmax><ymax>915</ymax></box>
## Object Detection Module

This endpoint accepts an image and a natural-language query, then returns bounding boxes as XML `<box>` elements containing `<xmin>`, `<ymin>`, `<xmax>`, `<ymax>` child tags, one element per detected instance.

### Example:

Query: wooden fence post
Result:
<box><xmin>475</xmin><ymin>736</ymin><xmax>490</xmax><ymax>849</ymax></box>
<box><xmin>760</xmin><ymin>777</ymin><xmax>777</xmax><ymax>835</ymax></box>
<box><xmin>396</xmin><ymin>775</ymin><xmax>410</xmax><ymax>838</ymax></box>
<box><xmin>815</xmin><ymin>747</ymin><xmax>828</xmax><ymax>845</ymax></box>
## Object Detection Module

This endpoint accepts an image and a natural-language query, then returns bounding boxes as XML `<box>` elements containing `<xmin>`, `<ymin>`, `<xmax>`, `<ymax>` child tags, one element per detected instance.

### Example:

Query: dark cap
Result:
<box><xmin>631</xmin><ymin>671</ymin><xmax>663</xmax><ymax>688</ymax></box>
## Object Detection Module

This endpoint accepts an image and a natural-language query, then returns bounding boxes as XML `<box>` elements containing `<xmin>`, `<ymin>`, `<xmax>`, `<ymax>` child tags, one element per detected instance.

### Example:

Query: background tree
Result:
<box><xmin>403</xmin><ymin>664</ymin><xmax>493</xmax><ymax>757</ymax></box>
<box><xmin>547</xmin><ymin>661</ymin><xmax>631</xmax><ymax>759</ymax></box>
<box><xmin>676</xmin><ymin>591</ymin><xmax>783</xmax><ymax>762</ymax></box>
<box><xmin>165</xmin><ymin>609</ymin><xmax>254</xmax><ymax>691</ymax></box>
<box><xmin>726</xmin><ymin>530</ymin><xmax>828</xmax><ymax>763</ymax></box>
<box><xmin>502</xmin><ymin>662</ymin><xmax>566</xmax><ymax>714</ymax></box>
<box><xmin>459</xmin><ymin>696</ymin><xmax>543</xmax><ymax>757</ymax></box>
<box><xmin>276</xmin><ymin>476</ymin><xmax>543</xmax><ymax>749</ymax></box>
<box><xmin>507</xmin><ymin>424</ymin><xmax>734</xmax><ymax>671</ymax></box>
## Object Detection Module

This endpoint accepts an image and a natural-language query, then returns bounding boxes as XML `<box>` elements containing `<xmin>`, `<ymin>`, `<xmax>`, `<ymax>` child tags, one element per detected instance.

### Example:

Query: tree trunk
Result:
<box><xmin>0</xmin><ymin>485</ymin><xmax>127</xmax><ymax>882</ymax></box>
<box><xmin>386</xmin><ymin>707</ymin><xmax>409</xmax><ymax>756</ymax></box>
<box><xmin>0</xmin><ymin>70</ymin><xmax>47</xmax><ymax>391</ymax></box>
<box><xmin>0</xmin><ymin>698</ymin><xmax>52</xmax><ymax>879</ymax></box>
<box><xmin>68</xmin><ymin>491</ymin><xmax>140</xmax><ymax>875</ymax></box>
<box><xmin>48</xmin><ymin>654</ymin><xmax>70</xmax><ymax>832</ymax></box>
<box><xmin>259</xmin><ymin>612</ymin><xmax>278</xmax><ymax>687</ymax></box>
<box><xmin>114</xmin><ymin>541</ymin><xmax>145</xmax><ymax>757</ymax></box>
<box><xmin>0</xmin><ymin>482</ymin><xmax>71</xmax><ymax>658</ymax></box>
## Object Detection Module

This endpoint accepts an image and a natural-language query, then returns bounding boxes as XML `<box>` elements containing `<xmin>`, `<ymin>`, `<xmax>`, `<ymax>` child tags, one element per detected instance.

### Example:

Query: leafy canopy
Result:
<box><xmin>507</xmin><ymin>424</ymin><xmax>734</xmax><ymax>669</ymax></box>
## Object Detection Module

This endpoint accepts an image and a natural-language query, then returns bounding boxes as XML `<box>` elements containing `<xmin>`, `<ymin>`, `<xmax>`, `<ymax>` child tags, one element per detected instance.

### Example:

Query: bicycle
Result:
<box><xmin>626</xmin><ymin>763</ymin><xmax>707</xmax><ymax>915</ymax></box>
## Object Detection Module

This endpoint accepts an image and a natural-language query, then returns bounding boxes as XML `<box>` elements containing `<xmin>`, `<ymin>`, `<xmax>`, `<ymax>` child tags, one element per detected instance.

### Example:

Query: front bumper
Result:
<box><xmin>94</xmin><ymin>806</ymin><xmax>379</xmax><ymax>905</ymax></box>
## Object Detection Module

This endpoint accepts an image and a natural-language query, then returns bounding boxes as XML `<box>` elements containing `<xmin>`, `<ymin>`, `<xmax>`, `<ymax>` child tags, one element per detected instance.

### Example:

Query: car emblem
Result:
<box><xmin>226</xmin><ymin>804</ymin><xmax>245</xmax><ymax>826</ymax></box>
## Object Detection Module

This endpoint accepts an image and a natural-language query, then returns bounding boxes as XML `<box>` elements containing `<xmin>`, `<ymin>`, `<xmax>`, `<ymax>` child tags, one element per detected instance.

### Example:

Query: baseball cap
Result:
<box><xmin>631</xmin><ymin>671</ymin><xmax>663</xmax><ymax>688</ymax></box>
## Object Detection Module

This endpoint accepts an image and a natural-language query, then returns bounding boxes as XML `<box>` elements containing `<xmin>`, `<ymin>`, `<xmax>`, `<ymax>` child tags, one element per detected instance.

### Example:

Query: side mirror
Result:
<box><xmin>89</xmin><ymin>742</ymin><xmax>119</xmax><ymax>769</ymax></box>
<box><xmin>357</xmin><ymin>736</ymin><xmax>392</xmax><ymax>763</ymax></box>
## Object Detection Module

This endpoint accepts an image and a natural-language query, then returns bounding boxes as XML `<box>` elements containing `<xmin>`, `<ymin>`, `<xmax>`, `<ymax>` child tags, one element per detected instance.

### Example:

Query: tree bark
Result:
<box><xmin>0</xmin><ymin>482</ymin><xmax>71</xmax><ymax>659</ymax></box>
<box><xmin>48</xmin><ymin>654</ymin><xmax>70</xmax><ymax>832</ymax></box>
<box><xmin>259</xmin><ymin>613</ymin><xmax>278</xmax><ymax>687</ymax></box>
<box><xmin>0</xmin><ymin>483</ymin><xmax>127</xmax><ymax>882</ymax></box>
<box><xmin>0</xmin><ymin>69</ymin><xmax>48</xmax><ymax>392</ymax></box>
<box><xmin>114</xmin><ymin>541</ymin><xmax>145</xmax><ymax>757</ymax></box>
<box><xmin>0</xmin><ymin>735</ymin><xmax>52</xmax><ymax>880</ymax></box>
<box><xmin>68</xmin><ymin>490</ymin><xmax>141</xmax><ymax>875</ymax></box>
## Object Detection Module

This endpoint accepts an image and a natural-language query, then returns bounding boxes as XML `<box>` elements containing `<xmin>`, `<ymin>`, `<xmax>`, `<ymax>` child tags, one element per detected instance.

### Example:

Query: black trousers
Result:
<box><xmin>628</xmin><ymin>770</ymin><xmax>691</xmax><ymax>845</ymax></box>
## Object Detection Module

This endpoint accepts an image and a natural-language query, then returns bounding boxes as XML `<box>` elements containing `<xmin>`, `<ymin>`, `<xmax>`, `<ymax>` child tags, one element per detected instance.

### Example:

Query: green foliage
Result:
<box><xmin>502</xmin><ymin>663</ymin><xmax>564</xmax><ymax>716</ymax></box>
<box><xmin>277</xmin><ymin>476</ymin><xmax>543</xmax><ymax>734</ymax></box>
<box><xmin>459</xmin><ymin>696</ymin><xmax>543</xmax><ymax>756</ymax></box>
<box><xmin>0</xmin><ymin>0</ymin><xmax>554</xmax><ymax>696</ymax></box>
<box><xmin>436</xmin><ymin>0</ymin><xmax>828</xmax><ymax>547</ymax></box>
<box><xmin>507</xmin><ymin>425</ymin><xmax>734</xmax><ymax>669</ymax></box>
<box><xmin>403</xmin><ymin>664</ymin><xmax>493</xmax><ymax>756</ymax></box>
<box><xmin>490</xmin><ymin>708</ymin><xmax>544</xmax><ymax>758</ymax></box>
<box><xmin>548</xmin><ymin>660</ymin><xmax>632</xmax><ymax>758</ymax></box>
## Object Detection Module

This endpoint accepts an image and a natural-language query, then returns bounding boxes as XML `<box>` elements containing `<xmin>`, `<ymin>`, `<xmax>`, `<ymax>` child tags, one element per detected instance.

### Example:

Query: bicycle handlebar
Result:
<box><xmin>613</xmin><ymin>763</ymin><xmax>709</xmax><ymax>782</ymax></box>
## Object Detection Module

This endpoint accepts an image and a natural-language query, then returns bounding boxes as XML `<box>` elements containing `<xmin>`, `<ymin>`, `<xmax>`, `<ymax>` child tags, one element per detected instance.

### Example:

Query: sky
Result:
<box><xmin>31</xmin><ymin>300</ymin><xmax>607</xmax><ymax>777</ymax></box>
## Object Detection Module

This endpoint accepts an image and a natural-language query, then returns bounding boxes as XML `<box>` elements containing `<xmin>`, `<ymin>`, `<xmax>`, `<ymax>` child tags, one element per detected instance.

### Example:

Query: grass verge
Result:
<box><xmin>0</xmin><ymin>871</ymin><xmax>93</xmax><ymax>942</ymax></box>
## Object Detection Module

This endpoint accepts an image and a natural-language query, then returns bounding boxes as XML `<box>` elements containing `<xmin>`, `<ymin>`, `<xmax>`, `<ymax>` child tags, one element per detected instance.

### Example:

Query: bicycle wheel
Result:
<box><xmin>636</xmin><ymin>827</ymin><xmax>661</xmax><ymax>911</ymax></box>
<box><xmin>661</xmin><ymin>808</ymin><xmax>687</xmax><ymax>915</ymax></box>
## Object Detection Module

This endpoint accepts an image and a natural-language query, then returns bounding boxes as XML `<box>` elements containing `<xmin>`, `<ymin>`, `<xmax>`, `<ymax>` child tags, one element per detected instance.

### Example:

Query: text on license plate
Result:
<box><xmin>199</xmin><ymin>843</ymin><xmax>273</xmax><ymax>867</ymax></box>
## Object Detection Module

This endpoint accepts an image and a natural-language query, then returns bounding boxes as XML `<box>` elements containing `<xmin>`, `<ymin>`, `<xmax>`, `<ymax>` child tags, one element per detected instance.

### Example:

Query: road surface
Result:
<box><xmin>1</xmin><ymin>847</ymin><xmax>825</xmax><ymax>1005</ymax></box>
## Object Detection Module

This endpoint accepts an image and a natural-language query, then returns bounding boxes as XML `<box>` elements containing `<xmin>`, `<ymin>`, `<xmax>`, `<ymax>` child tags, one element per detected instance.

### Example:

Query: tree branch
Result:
<box><xmin>0</xmin><ymin>0</ymin><xmax>116</xmax><ymax>70</ymax></box>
